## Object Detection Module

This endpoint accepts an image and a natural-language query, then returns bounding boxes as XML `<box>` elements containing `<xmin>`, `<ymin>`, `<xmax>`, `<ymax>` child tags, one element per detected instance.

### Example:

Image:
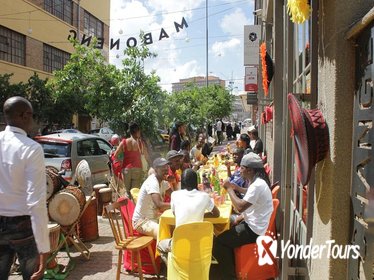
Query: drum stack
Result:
<box><xmin>77</xmin><ymin>196</ymin><xmax>99</xmax><ymax>241</ymax></box>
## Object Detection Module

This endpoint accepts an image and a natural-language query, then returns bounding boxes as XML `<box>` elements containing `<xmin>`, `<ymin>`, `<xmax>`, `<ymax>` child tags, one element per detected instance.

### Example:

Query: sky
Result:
<box><xmin>109</xmin><ymin>0</ymin><xmax>255</xmax><ymax>93</ymax></box>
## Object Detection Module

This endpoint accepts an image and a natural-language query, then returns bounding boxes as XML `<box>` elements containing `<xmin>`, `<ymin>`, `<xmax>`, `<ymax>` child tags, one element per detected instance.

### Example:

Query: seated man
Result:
<box><xmin>132</xmin><ymin>158</ymin><xmax>171</xmax><ymax>239</ymax></box>
<box><xmin>157</xmin><ymin>168</ymin><xmax>220</xmax><ymax>257</ymax></box>
<box><xmin>190</xmin><ymin>134</ymin><xmax>205</xmax><ymax>162</ymax></box>
<box><xmin>225</xmin><ymin>147</ymin><xmax>247</xmax><ymax>198</ymax></box>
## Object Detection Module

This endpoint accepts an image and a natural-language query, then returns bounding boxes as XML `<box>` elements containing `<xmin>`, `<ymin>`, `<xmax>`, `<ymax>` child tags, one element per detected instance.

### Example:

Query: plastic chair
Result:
<box><xmin>167</xmin><ymin>221</ymin><xmax>214</xmax><ymax>280</ymax></box>
<box><xmin>105</xmin><ymin>200</ymin><xmax>159</xmax><ymax>280</ymax></box>
<box><xmin>271</xmin><ymin>185</ymin><xmax>280</xmax><ymax>199</ymax></box>
<box><xmin>117</xmin><ymin>197</ymin><xmax>160</xmax><ymax>275</ymax></box>
<box><xmin>130</xmin><ymin>187</ymin><xmax>140</xmax><ymax>204</ymax></box>
<box><xmin>234</xmin><ymin>199</ymin><xmax>279</xmax><ymax>280</ymax></box>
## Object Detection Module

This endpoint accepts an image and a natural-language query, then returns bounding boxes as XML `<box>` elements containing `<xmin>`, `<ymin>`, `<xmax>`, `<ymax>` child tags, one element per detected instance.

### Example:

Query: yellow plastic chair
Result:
<box><xmin>167</xmin><ymin>221</ymin><xmax>214</xmax><ymax>280</ymax></box>
<box><xmin>130</xmin><ymin>187</ymin><xmax>140</xmax><ymax>204</ymax></box>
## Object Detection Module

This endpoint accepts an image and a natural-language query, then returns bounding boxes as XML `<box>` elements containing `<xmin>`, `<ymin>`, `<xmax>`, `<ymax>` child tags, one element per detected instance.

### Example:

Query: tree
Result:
<box><xmin>164</xmin><ymin>84</ymin><xmax>233</xmax><ymax>130</ymax></box>
<box><xmin>0</xmin><ymin>73</ymin><xmax>27</xmax><ymax>110</ymax></box>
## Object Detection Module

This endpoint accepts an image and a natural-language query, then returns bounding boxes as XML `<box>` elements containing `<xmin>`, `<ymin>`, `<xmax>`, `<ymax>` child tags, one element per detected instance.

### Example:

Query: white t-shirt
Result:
<box><xmin>216</xmin><ymin>121</ymin><xmax>222</xmax><ymax>132</ymax></box>
<box><xmin>190</xmin><ymin>145</ymin><xmax>202</xmax><ymax>161</ymax></box>
<box><xmin>242</xmin><ymin>178</ymin><xmax>273</xmax><ymax>236</ymax></box>
<box><xmin>171</xmin><ymin>189</ymin><xmax>215</xmax><ymax>227</ymax></box>
<box><xmin>250</xmin><ymin>139</ymin><xmax>256</xmax><ymax>150</ymax></box>
<box><xmin>133</xmin><ymin>174</ymin><xmax>165</xmax><ymax>222</ymax></box>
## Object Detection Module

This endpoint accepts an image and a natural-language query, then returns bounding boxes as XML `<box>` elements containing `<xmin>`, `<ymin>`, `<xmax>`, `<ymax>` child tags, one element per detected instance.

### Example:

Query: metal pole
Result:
<box><xmin>206</xmin><ymin>0</ymin><xmax>209</xmax><ymax>88</ymax></box>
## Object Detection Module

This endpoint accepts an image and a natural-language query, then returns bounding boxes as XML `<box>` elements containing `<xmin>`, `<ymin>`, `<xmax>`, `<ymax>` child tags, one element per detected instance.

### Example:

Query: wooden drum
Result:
<box><xmin>77</xmin><ymin>197</ymin><xmax>99</xmax><ymax>242</ymax></box>
<box><xmin>93</xmin><ymin>184</ymin><xmax>107</xmax><ymax>216</ymax></box>
<box><xmin>47</xmin><ymin>222</ymin><xmax>61</xmax><ymax>269</ymax></box>
<box><xmin>98</xmin><ymin>187</ymin><xmax>112</xmax><ymax>216</ymax></box>
<box><xmin>48</xmin><ymin>186</ymin><xmax>86</xmax><ymax>226</ymax></box>
<box><xmin>46</xmin><ymin>167</ymin><xmax>61</xmax><ymax>200</ymax></box>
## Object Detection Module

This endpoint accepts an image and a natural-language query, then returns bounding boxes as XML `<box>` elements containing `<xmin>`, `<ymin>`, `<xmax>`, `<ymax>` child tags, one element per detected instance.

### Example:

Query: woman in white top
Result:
<box><xmin>212</xmin><ymin>152</ymin><xmax>273</xmax><ymax>280</ymax></box>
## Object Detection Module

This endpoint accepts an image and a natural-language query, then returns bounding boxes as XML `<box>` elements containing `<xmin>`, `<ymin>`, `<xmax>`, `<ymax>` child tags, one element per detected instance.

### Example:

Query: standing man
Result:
<box><xmin>216</xmin><ymin>119</ymin><xmax>223</xmax><ymax>145</ymax></box>
<box><xmin>0</xmin><ymin>97</ymin><xmax>50</xmax><ymax>280</ymax></box>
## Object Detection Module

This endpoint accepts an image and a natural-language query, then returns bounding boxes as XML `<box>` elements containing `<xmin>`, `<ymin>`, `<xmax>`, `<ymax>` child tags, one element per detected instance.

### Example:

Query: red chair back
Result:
<box><xmin>117</xmin><ymin>197</ymin><xmax>160</xmax><ymax>274</ymax></box>
<box><xmin>271</xmin><ymin>185</ymin><xmax>280</xmax><ymax>199</ymax></box>
<box><xmin>234</xmin><ymin>199</ymin><xmax>279</xmax><ymax>280</ymax></box>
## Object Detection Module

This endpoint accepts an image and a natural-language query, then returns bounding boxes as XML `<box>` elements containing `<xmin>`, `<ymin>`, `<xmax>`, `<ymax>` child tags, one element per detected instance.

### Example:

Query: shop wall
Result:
<box><xmin>309</xmin><ymin>1</ymin><xmax>373</xmax><ymax>279</ymax></box>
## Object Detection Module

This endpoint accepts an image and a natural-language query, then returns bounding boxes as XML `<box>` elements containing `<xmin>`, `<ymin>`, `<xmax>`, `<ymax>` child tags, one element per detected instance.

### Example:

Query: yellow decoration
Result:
<box><xmin>287</xmin><ymin>0</ymin><xmax>311</xmax><ymax>24</ymax></box>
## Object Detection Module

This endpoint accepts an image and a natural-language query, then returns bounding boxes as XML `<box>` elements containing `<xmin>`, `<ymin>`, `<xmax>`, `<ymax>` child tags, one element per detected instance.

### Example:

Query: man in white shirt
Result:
<box><xmin>132</xmin><ymin>158</ymin><xmax>171</xmax><ymax>239</ymax></box>
<box><xmin>216</xmin><ymin>119</ymin><xmax>223</xmax><ymax>145</ymax></box>
<box><xmin>0</xmin><ymin>96</ymin><xmax>50</xmax><ymax>280</ymax></box>
<box><xmin>157</xmin><ymin>168</ymin><xmax>220</xmax><ymax>256</ymax></box>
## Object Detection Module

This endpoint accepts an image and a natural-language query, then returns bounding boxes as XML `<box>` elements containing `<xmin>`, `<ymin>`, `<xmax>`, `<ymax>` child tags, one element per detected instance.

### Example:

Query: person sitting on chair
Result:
<box><xmin>157</xmin><ymin>168</ymin><xmax>220</xmax><ymax>260</ymax></box>
<box><xmin>132</xmin><ymin>158</ymin><xmax>171</xmax><ymax>239</ymax></box>
<box><xmin>212</xmin><ymin>153</ymin><xmax>273</xmax><ymax>280</ymax></box>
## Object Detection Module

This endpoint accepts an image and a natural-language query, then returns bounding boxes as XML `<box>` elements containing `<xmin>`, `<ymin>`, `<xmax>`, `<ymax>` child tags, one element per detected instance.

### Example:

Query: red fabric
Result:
<box><xmin>261</xmin><ymin>111</ymin><xmax>267</xmax><ymax>125</ymax></box>
<box><xmin>110</xmin><ymin>154</ymin><xmax>122</xmax><ymax>179</ymax></box>
<box><xmin>265</xmin><ymin>105</ymin><xmax>273</xmax><ymax>122</ymax></box>
<box><xmin>117</xmin><ymin>197</ymin><xmax>160</xmax><ymax>274</ymax></box>
<box><xmin>121</xmin><ymin>139</ymin><xmax>142</xmax><ymax>169</ymax></box>
<box><xmin>167</xmin><ymin>167</ymin><xmax>181</xmax><ymax>183</ymax></box>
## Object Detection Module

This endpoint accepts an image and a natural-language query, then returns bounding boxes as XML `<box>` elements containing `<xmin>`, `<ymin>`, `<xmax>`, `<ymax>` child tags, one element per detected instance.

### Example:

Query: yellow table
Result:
<box><xmin>157</xmin><ymin>200</ymin><xmax>232</xmax><ymax>246</ymax></box>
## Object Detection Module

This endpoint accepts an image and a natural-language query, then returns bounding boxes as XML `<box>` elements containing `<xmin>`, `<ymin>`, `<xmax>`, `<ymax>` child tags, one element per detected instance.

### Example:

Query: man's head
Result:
<box><xmin>248</xmin><ymin>125</ymin><xmax>258</xmax><ymax>139</ymax></box>
<box><xmin>238</xmin><ymin>133</ymin><xmax>251</xmax><ymax>149</ymax></box>
<box><xmin>153</xmin><ymin>157</ymin><xmax>169</xmax><ymax>180</ymax></box>
<box><xmin>196</xmin><ymin>135</ymin><xmax>205</xmax><ymax>148</ymax></box>
<box><xmin>239</xmin><ymin>152</ymin><xmax>264</xmax><ymax>180</ymax></box>
<box><xmin>180</xmin><ymin>140</ymin><xmax>191</xmax><ymax>151</ymax></box>
<box><xmin>166</xmin><ymin>150</ymin><xmax>184</xmax><ymax>171</ymax></box>
<box><xmin>129</xmin><ymin>123</ymin><xmax>140</xmax><ymax>139</ymax></box>
<box><xmin>3</xmin><ymin>96</ymin><xmax>34</xmax><ymax>134</ymax></box>
<box><xmin>232</xmin><ymin>147</ymin><xmax>245</xmax><ymax>165</ymax></box>
<box><xmin>181</xmin><ymin>168</ymin><xmax>198</xmax><ymax>191</ymax></box>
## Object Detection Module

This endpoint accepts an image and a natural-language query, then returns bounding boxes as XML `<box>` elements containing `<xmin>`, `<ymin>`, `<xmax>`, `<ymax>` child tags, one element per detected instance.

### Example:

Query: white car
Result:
<box><xmin>35</xmin><ymin>133</ymin><xmax>112</xmax><ymax>185</ymax></box>
<box><xmin>89</xmin><ymin>127</ymin><xmax>114</xmax><ymax>142</ymax></box>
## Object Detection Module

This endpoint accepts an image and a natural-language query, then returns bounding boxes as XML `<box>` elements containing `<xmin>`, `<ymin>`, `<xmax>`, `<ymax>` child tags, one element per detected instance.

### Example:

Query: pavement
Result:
<box><xmin>9</xmin><ymin>215</ymin><xmax>165</xmax><ymax>280</ymax></box>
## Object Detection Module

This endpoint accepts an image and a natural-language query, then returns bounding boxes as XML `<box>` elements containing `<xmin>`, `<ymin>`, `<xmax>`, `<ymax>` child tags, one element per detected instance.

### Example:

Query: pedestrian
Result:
<box><xmin>0</xmin><ymin>96</ymin><xmax>50</xmax><ymax>280</ymax></box>
<box><xmin>247</xmin><ymin>126</ymin><xmax>264</xmax><ymax>155</ymax></box>
<box><xmin>169</xmin><ymin>121</ymin><xmax>186</xmax><ymax>151</ymax></box>
<box><xmin>216</xmin><ymin>119</ymin><xmax>223</xmax><ymax>145</ymax></box>
<box><xmin>114</xmin><ymin>123</ymin><xmax>149</xmax><ymax>198</ymax></box>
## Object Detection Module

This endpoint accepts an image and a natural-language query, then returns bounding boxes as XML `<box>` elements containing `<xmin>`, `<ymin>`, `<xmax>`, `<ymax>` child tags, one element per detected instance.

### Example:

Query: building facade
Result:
<box><xmin>252</xmin><ymin>0</ymin><xmax>373</xmax><ymax>279</ymax></box>
<box><xmin>171</xmin><ymin>75</ymin><xmax>225</xmax><ymax>92</ymax></box>
<box><xmin>0</xmin><ymin>0</ymin><xmax>110</xmax><ymax>131</ymax></box>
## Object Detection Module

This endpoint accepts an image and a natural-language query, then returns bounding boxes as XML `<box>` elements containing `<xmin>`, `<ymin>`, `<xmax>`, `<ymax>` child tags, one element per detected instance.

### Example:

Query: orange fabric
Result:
<box><xmin>234</xmin><ymin>199</ymin><xmax>279</xmax><ymax>280</ymax></box>
<box><xmin>260</xmin><ymin>43</ymin><xmax>269</xmax><ymax>96</ymax></box>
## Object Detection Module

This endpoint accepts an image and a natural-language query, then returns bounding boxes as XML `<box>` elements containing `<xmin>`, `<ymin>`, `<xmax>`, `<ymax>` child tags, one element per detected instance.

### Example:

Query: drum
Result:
<box><xmin>98</xmin><ymin>187</ymin><xmax>112</xmax><ymax>216</ymax></box>
<box><xmin>47</xmin><ymin>223</ymin><xmax>61</xmax><ymax>269</ymax></box>
<box><xmin>46</xmin><ymin>168</ymin><xmax>61</xmax><ymax>200</ymax></box>
<box><xmin>48</xmin><ymin>186</ymin><xmax>86</xmax><ymax>226</ymax></box>
<box><xmin>77</xmin><ymin>197</ymin><xmax>99</xmax><ymax>242</ymax></box>
<box><xmin>93</xmin><ymin>184</ymin><xmax>107</xmax><ymax>216</ymax></box>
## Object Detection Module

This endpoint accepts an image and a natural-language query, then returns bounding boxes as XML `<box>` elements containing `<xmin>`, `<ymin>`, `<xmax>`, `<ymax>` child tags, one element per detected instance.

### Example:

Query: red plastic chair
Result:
<box><xmin>117</xmin><ymin>197</ymin><xmax>160</xmax><ymax>275</ymax></box>
<box><xmin>234</xmin><ymin>199</ymin><xmax>279</xmax><ymax>280</ymax></box>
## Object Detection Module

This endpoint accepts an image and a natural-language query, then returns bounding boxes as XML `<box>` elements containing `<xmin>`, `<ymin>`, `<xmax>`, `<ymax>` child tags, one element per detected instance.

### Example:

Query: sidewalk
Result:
<box><xmin>9</xmin><ymin>216</ymin><xmax>164</xmax><ymax>280</ymax></box>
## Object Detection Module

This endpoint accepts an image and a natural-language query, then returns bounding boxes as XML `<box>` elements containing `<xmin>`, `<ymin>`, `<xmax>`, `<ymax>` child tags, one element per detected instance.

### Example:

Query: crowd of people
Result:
<box><xmin>0</xmin><ymin>95</ymin><xmax>269</xmax><ymax>279</ymax></box>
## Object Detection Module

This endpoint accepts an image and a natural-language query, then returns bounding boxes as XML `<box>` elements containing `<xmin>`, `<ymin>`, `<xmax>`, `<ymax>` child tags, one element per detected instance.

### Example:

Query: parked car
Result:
<box><xmin>34</xmin><ymin>133</ymin><xmax>112</xmax><ymax>186</ymax></box>
<box><xmin>52</xmin><ymin>129</ymin><xmax>82</xmax><ymax>134</ymax></box>
<box><xmin>158</xmin><ymin>129</ymin><xmax>169</xmax><ymax>143</ymax></box>
<box><xmin>89</xmin><ymin>127</ymin><xmax>114</xmax><ymax>142</ymax></box>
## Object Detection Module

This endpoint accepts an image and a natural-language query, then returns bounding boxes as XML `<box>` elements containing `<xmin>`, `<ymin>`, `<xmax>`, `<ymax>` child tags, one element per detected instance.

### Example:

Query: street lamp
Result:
<box><xmin>206</xmin><ymin>0</ymin><xmax>209</xmax><ymax>88</ymax></box>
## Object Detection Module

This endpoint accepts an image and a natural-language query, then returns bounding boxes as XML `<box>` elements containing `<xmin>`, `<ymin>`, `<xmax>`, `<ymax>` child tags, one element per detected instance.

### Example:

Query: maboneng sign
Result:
<box><xmin>244</xmin><ymin>25</ymin><xmax>261</xmax><ymax>66</ymax></box>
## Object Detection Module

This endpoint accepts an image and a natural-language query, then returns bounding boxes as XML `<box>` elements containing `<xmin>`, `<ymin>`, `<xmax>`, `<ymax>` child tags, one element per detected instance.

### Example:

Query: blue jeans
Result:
<box><xmin>212</xmin><ymin>221</ymin><xmax>259</xmax><ymax>280</ymax></box>
<box><xmin>0</xmin><ymin>216</ymin><xmax>38</xmax><ymax>280</ymax></box>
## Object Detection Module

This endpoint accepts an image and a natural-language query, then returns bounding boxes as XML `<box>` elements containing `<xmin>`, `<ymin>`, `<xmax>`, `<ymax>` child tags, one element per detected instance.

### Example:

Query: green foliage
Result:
<box><xmin>0</xmin><ymin>73</ymin><xmax>27</xmax><ymax>109</ymax></box>
<box><xmin>164</xmin><ymin>84</ymin><xmax>233</xmax><ymax>129</ymax></box>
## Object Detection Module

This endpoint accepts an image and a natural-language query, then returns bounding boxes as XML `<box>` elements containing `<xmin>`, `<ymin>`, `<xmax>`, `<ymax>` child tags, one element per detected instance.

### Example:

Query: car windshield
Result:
<box><xmin>38</xmin><ymin>142</ymin><xmax>71</xmax><ymax>157</ymax></box>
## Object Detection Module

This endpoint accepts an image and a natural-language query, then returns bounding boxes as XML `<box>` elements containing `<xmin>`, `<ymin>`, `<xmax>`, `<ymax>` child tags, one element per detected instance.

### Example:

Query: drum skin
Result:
<box><xmin>48</xmin><ymin>186</ymin><xmax>86</xmax><ymax>226</ymax></box>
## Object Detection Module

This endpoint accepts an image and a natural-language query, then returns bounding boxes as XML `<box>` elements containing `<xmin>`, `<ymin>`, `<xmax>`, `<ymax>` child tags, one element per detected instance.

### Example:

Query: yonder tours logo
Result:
<box><xmin>256</xmin><ymin>232</ymin><xmax>360</xmax><ymax>266</ymax></box>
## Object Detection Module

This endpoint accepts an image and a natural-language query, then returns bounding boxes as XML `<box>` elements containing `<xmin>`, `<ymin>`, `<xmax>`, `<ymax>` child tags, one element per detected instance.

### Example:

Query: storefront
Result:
<box><xmin>253</xmin><ymin>1</ymin><xmax>374</xmax><ymax>278</ymax></box>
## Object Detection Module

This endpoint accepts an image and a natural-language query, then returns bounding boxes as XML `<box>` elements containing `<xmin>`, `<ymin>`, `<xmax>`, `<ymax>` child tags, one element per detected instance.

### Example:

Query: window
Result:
<box><xmin>84</xmin><ymin>11</ymin><xmax>103</xmax><ymax>39</ymax></box>
<box><xmin>43</xmin><ymin>44</ymin><xmax>70</xmax><ymax>72</ymax></box>
<box><xmin>44</xmin><ymin>0</ymin><xmax>73</xmax><ymax>25</ymax></box>
<box><xmin>0</xmin><ymin>25</ymin><xmax>25</xmax><ymax>65</ymax></box>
